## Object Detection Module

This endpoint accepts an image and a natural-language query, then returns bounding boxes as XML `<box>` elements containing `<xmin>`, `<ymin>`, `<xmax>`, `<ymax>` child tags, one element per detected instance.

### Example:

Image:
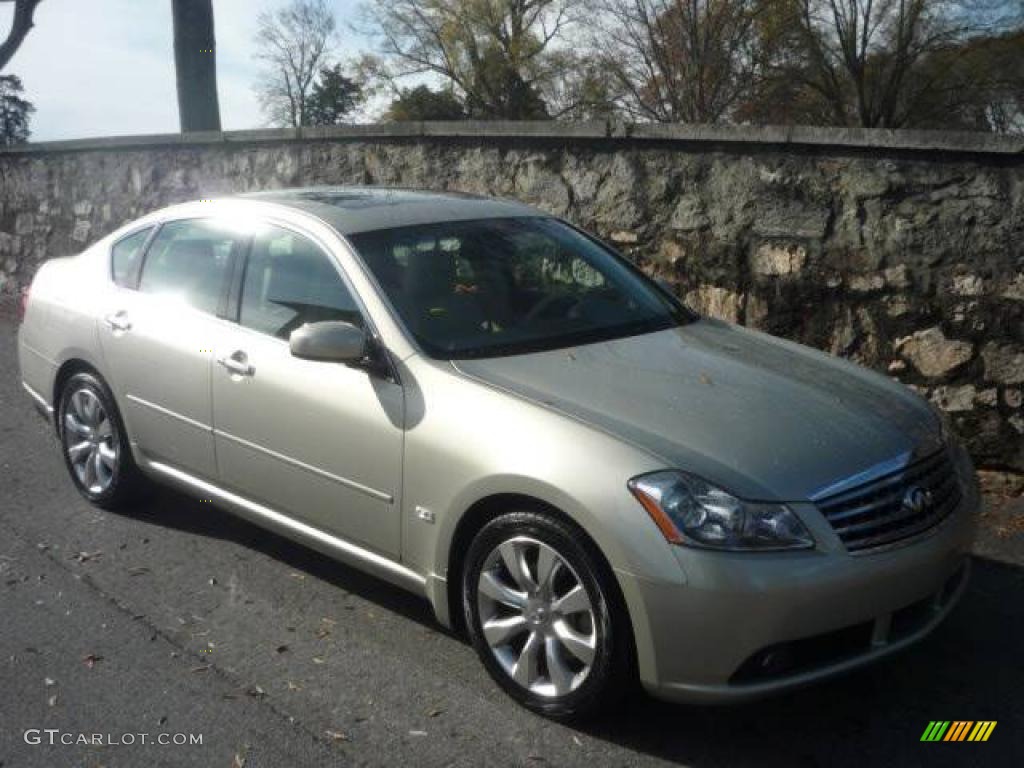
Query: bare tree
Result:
<box><xmin>591</xmin><ymin>0</ymin><xmax>766</xmax><ymax>123</ymax></box>
<box><xmin>764</xmin><ymin>0</ymin><xmax>1004</xmax><ymax>128</ymax></box>
<box><xmin>254</xmin><ymin>0</ymin><xmax>337</xmax><ymax>127</ymax></box>
<box><xmin>172</xmin><ymin>0</ymin><xmax>221</xmax><ymax>132</ymax></box>
<box><xmin>0</xmin><ymin>0</ymin><xmax>42</xmax><ymax>72</ymax></box>
<box><xmin>362</xmin><ymin>0</ymin><xmax>580</xmax><ymax>119</ymax></box>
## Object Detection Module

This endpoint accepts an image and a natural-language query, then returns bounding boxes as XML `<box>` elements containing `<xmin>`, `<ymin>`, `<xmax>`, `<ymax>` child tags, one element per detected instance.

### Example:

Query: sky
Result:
<box><xmin>0</xmin><ymin>0</ymin><xmax>371</xmax><ymax>141</ymax></box>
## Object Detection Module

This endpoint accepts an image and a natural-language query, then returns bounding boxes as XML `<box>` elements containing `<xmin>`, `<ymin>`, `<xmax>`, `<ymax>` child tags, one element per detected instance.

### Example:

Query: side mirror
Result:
<box><xmin>289</xmin><ymin>321</ymin><xmax>367</xmax><ymax>363</ymax></box>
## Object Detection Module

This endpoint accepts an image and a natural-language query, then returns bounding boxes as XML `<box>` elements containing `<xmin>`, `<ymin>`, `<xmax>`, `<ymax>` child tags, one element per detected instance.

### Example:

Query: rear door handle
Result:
<box><xmin>103</xmin><ymin>311</ymin><xmax>132</xmax><ymax>332</ymax></box>
<box><xmin>217</xmin><ymin>351</ymin><xmax>254</xmax><ymax>377</ymax></box>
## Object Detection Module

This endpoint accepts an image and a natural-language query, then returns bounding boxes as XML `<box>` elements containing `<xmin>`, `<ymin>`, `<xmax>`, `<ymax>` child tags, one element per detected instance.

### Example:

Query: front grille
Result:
<box><xmin>816</xmin><ymin>449</ymin><xmax>961</xmax><ymax>553</ymax></box>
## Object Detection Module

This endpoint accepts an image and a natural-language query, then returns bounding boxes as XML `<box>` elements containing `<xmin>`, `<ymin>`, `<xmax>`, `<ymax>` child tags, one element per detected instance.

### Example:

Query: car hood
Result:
<box><xmin>453</xmin><ymin>319</ymin><xmax>941</xmax><ymax>502</ymax></box>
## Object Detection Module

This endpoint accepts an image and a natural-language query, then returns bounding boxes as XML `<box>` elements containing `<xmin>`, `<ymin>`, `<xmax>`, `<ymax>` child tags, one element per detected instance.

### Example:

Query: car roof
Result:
<box><xmin>235</xmin><ymin>186</ymin><xmax>543</xmax><ymax>236</ymax></box>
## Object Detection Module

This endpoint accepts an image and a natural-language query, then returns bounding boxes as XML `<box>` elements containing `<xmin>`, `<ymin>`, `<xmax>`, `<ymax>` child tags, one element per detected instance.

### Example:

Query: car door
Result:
<box><xmin>211</xmin><ymin>222</ymin><xmax>404</xmax><ymax>557</ymax></box>
<box><xmin>99</xmin><ymin>218</ymin><xmax>247</xmax><ymax>481</ymax></box>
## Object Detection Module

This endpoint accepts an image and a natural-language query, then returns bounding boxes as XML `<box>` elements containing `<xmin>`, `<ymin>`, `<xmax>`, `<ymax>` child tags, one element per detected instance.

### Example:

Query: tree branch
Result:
<box><xmin>0</xmin><ymin>0</ymin><xmax>42</xmax><ymax>72</ymax></box>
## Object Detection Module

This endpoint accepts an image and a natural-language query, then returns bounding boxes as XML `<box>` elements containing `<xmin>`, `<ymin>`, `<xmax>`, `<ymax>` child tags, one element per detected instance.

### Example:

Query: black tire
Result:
<box><xmin>462</xmin><ymin>509</ymin><xmax>634</xmax><ymax>720</ymax></box>
<box><xmin>57</xmin><ymin>371</ymin><xmax>146</xmax><ymax>510</ymax></box>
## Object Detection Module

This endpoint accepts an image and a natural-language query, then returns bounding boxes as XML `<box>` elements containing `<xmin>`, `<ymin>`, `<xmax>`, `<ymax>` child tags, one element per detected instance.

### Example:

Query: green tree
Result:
<box><xmin>385</xmin><ymin>84</ymin><xmax>466</xmax><ymax>120</ymax></box>
<box><xmin>362</xmin><ymin>0</ymin><xmax>582</xmax><ymax>119</ymax></box>
<box><xmin>307</xmin><ymin>64</ymin><xmax>362</xmax><ymax>124</ymax></box>
<box><xmin>0</xmin><ymin>73</ymin><xmax>33</xmax><ymax>144</ymax></box>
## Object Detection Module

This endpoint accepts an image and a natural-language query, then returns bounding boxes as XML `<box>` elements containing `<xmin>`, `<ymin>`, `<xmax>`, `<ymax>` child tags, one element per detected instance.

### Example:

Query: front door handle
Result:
<box><xmin>103</xmin><ymin>311</ymin><xmax>132</xmax><ymax>332</ymax></box>
<box><xmin>217</xmin><ymin>351</ymin><xmax>254</xmax><ymax>377</ymax></box>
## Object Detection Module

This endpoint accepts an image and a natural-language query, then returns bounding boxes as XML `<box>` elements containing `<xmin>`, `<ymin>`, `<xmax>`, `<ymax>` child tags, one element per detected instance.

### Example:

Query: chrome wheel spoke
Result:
<box><xmin>67</xmin><ymin>440</ymin><xmax>92</xmax><ymax>463</ymax></box>
<box><xmin>535</xmin><ymin>546</ymin><xmax>558</xmax><ymax>594</ymax></box>
<box><xmin>545</xmin><ymin>634</ymin><xmax>575</xmax><ymax>695</ymax></box>
<box><xmin>93</xmin><ymin>448</ymin><xmax>109</xmax><ymax>486</ymax></box>
<box><xmin>97</xmin><ymin>442</ymin><xmax>117</xmax><ymax>469</ymax></box>
<box><xmin>64</xmin><ymin>413</ymin><xmax>92</xmax><ymax>440</ymax></box>
<box><xmin>82</xmin><ymin>446</ymin><xmax>98</xmax><ymax>488</ymax></box>
<box><xmin>512</xmin><ymin>631</ymin><xmax>542</xmax><ymax>688</ymax></box>
<box><xmin>498</xmin><ymin>541</ymin><xmax>536</xmax><ymax>593</ymax></box>
<box><xmin>552</xmin><ymin>584</ymin><xmax>591</xmax><ymax>616</ymax></box>
<box><xmin>483</xmin><ymin>614</ymin><xmax>529</xmax><ymax>646</ymax></box>
<box><xmin>479</xmin><ymin>569</ymin><xmax>528</xmax><ymax>609</ymax></box>
<box><xmin>553</xmin><ymin>619</ymin><xmax>596</xmax><ymax>666</ymax></box>
<box><xmin>71</xmin><ymin>390</ymin><xmax>89</xmax><ymax>421</ymax></box>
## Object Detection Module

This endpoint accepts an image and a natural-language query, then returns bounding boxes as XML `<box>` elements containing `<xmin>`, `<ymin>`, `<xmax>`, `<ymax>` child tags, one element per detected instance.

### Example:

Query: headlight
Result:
<box><xmin>628</xmin><ymin>471</ymin><xmax>814</xmax><ymax>551</ymax></box>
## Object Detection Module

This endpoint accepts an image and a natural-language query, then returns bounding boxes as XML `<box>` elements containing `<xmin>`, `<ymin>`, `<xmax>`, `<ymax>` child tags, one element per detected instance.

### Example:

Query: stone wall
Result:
<box><xmin>1</xmin><ymin>123</ymin><xmax>1021</xmax><ymax>473</ymax></box>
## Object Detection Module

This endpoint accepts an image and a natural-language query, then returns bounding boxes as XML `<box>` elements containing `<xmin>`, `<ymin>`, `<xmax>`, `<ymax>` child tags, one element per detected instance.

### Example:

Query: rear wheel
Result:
<box><xmin>463</xmin><ymin>510</ymin><xmax>632</xmax><ymax>720</ymax></box>
<box><xmin>58</xmin><ymin>371</ymin><xmax>145</xmax><ymax>510</ymax></box>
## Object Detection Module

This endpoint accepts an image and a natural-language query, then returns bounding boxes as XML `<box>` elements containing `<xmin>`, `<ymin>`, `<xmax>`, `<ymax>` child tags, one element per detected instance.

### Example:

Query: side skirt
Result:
<box><xmin>143</xmin><ymin>458</ymin><xmax>430</xmax><ymax>598</ymax></box>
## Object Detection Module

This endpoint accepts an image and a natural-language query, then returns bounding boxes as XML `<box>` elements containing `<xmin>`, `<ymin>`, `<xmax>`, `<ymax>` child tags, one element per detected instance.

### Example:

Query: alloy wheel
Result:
<box><xmin>476</xmin><ymin>536</ymin><xmax>598</xmax><ymax>698</ymax></box>
<box><xmin>63</xmin><ymin>387</ymin><xmax>119</xmax><ymax>495</ymax></box>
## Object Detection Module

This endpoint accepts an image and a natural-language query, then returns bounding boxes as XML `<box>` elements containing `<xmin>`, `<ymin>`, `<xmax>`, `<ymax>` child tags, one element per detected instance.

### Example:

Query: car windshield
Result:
<box><xmin>348</xmin><ymin>217</ymin><xmax>691</xmax><ymax>359</ymax></box>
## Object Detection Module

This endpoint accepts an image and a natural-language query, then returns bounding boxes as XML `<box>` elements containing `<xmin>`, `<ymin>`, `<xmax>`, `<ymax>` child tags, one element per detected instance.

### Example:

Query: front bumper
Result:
<box><xmin>618</xmin><ymin>490</ymin><xmax>978</xmax><ymax>704</ymax></box>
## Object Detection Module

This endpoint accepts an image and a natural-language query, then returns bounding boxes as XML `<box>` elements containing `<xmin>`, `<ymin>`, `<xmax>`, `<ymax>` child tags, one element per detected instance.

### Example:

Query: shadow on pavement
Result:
<box><xmin>123</xmin><ymin>485</ymin><xmax>1022</xmax><ymax>767</ymax></box>
<box><xmin>130</xmin><ymin>485</ymin><xmax>440</xmax><ymax>631</ymax></box>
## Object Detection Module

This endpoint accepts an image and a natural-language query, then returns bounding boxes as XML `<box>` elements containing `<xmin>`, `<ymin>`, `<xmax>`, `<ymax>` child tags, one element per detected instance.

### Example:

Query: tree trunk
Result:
<box><xmin>172</xmin><ymin>0</ymin><xmax>221</xmax><ymax>132</ymax></box>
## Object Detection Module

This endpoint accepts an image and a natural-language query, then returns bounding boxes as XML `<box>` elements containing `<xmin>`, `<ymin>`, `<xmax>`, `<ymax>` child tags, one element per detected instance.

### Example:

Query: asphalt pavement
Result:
<box><xmin>1</xmin><ymin>319</ymin><xmax>1021</xmax><ymax>768</ymax></box>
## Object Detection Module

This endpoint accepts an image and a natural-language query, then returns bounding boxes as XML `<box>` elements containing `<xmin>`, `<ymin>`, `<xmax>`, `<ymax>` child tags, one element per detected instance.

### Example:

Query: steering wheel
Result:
<box><xmin>523</xmin><ymin>293</ymin><xmax>582</xmax><ymax>324</ymax></box>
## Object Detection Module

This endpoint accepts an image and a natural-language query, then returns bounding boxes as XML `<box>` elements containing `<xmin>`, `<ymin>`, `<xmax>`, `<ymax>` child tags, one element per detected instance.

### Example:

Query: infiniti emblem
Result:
<box><xmin>902</xmin><ymin>486</ymin><xmax>933</xmax><ymax>515</ymax></box>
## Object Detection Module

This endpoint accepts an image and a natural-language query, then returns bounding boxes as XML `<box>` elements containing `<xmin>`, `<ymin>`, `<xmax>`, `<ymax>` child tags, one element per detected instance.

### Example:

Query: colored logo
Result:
<box><xmin>921</xmin><ymin>721</ymin><xmax>996</xmax><ymax>742</ymax></box>
<box><xmin>902</xmin><ymin>486</ymin><xmax>933</xmax><ymax>516</ymax></box>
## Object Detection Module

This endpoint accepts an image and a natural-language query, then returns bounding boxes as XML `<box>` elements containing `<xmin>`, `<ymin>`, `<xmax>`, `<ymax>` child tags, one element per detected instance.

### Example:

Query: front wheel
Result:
<box><xmin>462</xmin><ymin>510</ymin><xmax>633</xmax><ymax>720</ymax></box>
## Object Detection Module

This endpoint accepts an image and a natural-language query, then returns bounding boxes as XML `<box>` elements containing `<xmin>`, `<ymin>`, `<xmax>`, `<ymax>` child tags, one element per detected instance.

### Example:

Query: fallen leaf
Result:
<box><xmin>320</xmin><ymin>617</ymin><xmax>336</xmax><ymax>626</ymax></box>
<box><xmin>286</xmin><ymin>681</ymin><xmax>302</xmax><ymax>691</ymax></box>
<box><xmin>427</xmin><ymin>708</ymin><xmax>444</xmax><ymax>718</ymax></box>
<box><xmin>699</xmin><ymin>372</ymin><xmax>713</xmax><ymax>386</ymax></box>
<box><xmin>312</xmin><ymin>656</ymin><xmax>326</xmax><ymax>665</ymax></box>
<box><xmin>231</xmin><ymin>751</ymin><xmax>247</xmax><ymax>768</ymax></box>
<box><xmin>246</xmin><ymin>685</ymin><xmax>266</xmax><ymax>699</ymax></box>
<box><xmin>82</xmin><ymin>653</ymin><xmax>104</xmax><ymax>669</ymax></box>
<box><xmin>325</xmin><ymin>730</ymin><xmax>349</xmax><ymax>742</ymax></box>
<box><xmin>314</xmin><ymin>628</ymin><xmax>330</xmax><ymax>640</ymax></box>
<box><xmin>71</xmin><ymin>551</ymin><xmax>102</xmax><ymax>563</ymax></box>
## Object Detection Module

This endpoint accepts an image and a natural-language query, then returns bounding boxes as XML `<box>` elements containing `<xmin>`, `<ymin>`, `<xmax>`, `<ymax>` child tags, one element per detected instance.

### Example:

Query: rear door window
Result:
<box><xmin>138</xmin><ymin>220</ymin><xmax>245</xmax><ymax>315</ymax></box>
<box><xmin>111</xmin><ymin>228</ymin><xmax>152</xmax><ymax>287</ymax></box>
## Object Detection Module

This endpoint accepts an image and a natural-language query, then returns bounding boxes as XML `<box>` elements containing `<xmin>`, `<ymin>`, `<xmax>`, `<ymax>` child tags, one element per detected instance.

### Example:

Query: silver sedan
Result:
<box><xmin>18</xmin><ymin>188</ymin><xmax>978</xmax><ymax>719</ymax></box>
